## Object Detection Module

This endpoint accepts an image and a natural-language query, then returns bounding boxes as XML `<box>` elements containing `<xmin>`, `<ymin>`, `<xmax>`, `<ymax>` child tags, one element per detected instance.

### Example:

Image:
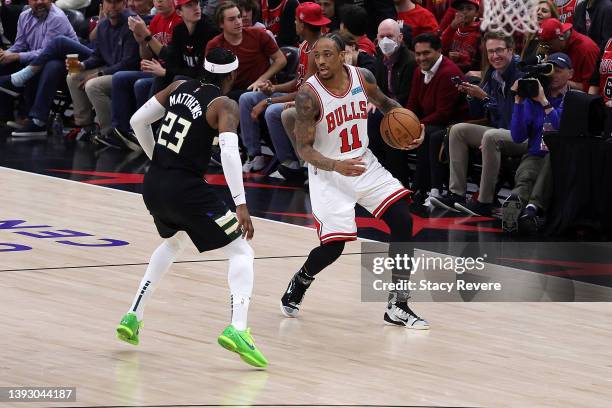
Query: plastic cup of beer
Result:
<box><xmin>67</xmin><ymin>54</ymin><xmax>81</xmax><ymax>75</ymax></box>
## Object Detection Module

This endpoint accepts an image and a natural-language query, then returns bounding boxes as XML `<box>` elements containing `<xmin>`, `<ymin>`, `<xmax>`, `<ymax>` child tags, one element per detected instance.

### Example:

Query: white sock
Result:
<box><xmin>221</xmin><ymin>238</ymin><xmax>254</xmax><ymax>331</ymax></box>
<box><xmin>11</xmin><ymin>66</ymin><xmax>35</xmax><ymax>87</ymax></box>
<box><xmin>129</xmin><ymin>231</ymin><xmax>190</xmax><ymax>320</ymax></box>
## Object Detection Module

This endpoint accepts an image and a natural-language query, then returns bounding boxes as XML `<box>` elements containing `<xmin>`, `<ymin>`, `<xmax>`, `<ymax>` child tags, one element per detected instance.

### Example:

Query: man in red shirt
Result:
<box><xmin>206</xmin><ymin>1</ymin><xmax>286</xmax><ymax>100</ymax></box>
<box><xmin>394</xmin><ymin>0</ymin><xmax>439</xmax><ymax>40</ymax></box>
<box><xmin>440</xmin><ymin>0</ymin><xmax>481</xmax><ymax>72</ymax></box>
<box><xmin>406</xmin><ymin>32</ymin><xmax>468</xmax><ymax>203</ymax></box>
<box><xmin>538</xmin><ymin>17</ymin><xmax>599</xmax><ymax>91</ymax></box>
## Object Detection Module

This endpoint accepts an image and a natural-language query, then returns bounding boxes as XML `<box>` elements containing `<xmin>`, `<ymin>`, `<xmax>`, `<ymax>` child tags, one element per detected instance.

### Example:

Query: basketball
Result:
<box><xmin>380</xmin><ymin>108</ymin><xmax>422</xmax><ymax>149</ymax></box>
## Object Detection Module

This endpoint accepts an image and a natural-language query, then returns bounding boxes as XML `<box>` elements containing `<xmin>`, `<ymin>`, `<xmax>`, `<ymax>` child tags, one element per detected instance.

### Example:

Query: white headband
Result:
<box><xmin>204</xmin><ymin>58</ymin><xmax>239</xmax><ymax>74</ymax></box>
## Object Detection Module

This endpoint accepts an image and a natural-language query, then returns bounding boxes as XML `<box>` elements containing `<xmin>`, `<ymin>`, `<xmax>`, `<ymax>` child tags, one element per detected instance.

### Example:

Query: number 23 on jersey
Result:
<box><xmin>158</xmin><ymin>112</ymin><xmax>192</xmax><ymax>154</ymax></box>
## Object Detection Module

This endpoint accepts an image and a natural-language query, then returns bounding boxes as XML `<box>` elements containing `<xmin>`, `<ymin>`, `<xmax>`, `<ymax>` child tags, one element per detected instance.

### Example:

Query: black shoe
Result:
<box><xmin>114</xmin><ymin>128</ymin><xmax>142</xmax><ymax>152</ymax></box>
<box><xmin>95</xmin><ymin>131</ymin><xmax>122</xmax><ymax>149</ymax></box>
<box><xmin>0</xmin><ymin>75</ymin><xmax>23</xmax><ymax>97</ymax></box>
<box><xmin>501</xmin><ymin>194</ymin><xmax>523</xmax><ymax>232</ymax></box>
<box><xmin>11</xmin><ymin>120</ymin><xmax>47</xmax><ymax>137</ymax></box>
<box><xmin>280</xmin><ymin>269</ymin><xmax>314</xmax><ymax>318</ymax></box>
<box><xmin>429</xmin><ymin>192</ymin><xmax>465</xmax><ymax>212</ymax></box>
<box><xmin>455</xmin><ymin>200</ymin><xmax>494</xmax><ymax>217</ymax></box>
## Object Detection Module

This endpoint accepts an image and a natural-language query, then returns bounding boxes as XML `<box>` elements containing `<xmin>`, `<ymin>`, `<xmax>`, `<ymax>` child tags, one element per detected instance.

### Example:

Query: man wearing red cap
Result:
<box><xmin>440</xmin><ymin>0</ymin><xmax>481</xmax><ymax>72</ymax></box>
<box><xmin>240</xmin><ymin>1</ymin><xmax>328</xmax><ymax>175</ymax></box>
<box><xmin>537</xmin><ymin>17</ymin><xmax>599</xmax><ymax>91</ymax></box>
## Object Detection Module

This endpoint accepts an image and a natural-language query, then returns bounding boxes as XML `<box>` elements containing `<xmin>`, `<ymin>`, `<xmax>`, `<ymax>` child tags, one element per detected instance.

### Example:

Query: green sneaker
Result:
<box><xmin>116</xmin><ymin>313</ymin><xmax>142</xmax><ymax>345</ymax></box>
<box><xmin>217</xmin><ymin>325</ymin><xmax>268</xmax><ymax>368</ymax></box>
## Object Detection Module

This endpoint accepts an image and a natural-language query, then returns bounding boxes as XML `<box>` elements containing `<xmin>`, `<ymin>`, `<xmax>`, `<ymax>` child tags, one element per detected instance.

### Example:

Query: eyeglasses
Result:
<box><xmin>486</xmin><ymin>47</ymin><xmax>508</xmax><ymax>56</ymax></box>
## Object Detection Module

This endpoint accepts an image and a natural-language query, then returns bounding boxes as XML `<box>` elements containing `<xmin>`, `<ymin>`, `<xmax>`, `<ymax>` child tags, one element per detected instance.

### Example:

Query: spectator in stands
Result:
<box><xmin>440</xmin><ymin>0</ymin><xmax>481</xmax><ymax>72</ymax></box>
<box><xmin>138</xmin><ymin>0</ymin><xmax>217</xmax><ymax>96</ymax></box>
<box><xmin>394</xmin><ymin>0</ymin><xmax>439</xmax><ymax>39</ymax></box>
<box><xmin>522</xmin><ymin>0</ymin><xmax>560</xmax><ymax>60</ymax></box>
<box><xmin>337</xmin><ymin>30</ymin><xmax>377</xmax><ymax>74</ymax></box>
<box><xmin>407</xmin><ymin>32</ymin><xmax>468</xmax><ymax>203</ymax></box>
<box><xmin>261</xmin><ymin>0</ymin><xmax>299</xmax><ymax>46</ymax></box>
<box><xmin>573</xmin><ymin>0</ymin><xmax>612</xmax><ymax>50</ymax></box>
<box><xmin>315</xmin><ymin>0</ymin><xmax>339</xmax><ymax>31</ymax></box>
<box><xmin>104</xmin><ymin>0</ymin><xmax>182</xmax><ymax>150</ymax></box>
<box><xmin>339</xmin><ymin>4</ymin><xmax>376</xmax><ymax>56</ymax></box>
<box><xmin>0</xmin><ymin>0</ymin><xmax>77</xmax><ymax>123</ymax></box>
<box><xmin>430</xmin><ymin>31</ymin><xmax>526</xmax><ymax>216</ymax></box>
<box><xmin>367</xmin><ymin>18</ymin><xmax>416</xmax><ymax>188</ymax></box>
<box><xmin>239</xmin><ymin>1</ymin><xmax>323</xmax><ymax>174</ymax></box>
<box><xmin>556</xmin><ymin>0</ymin><xmax>578</xmax><ymax>24</ymax></box>
<box><xmin>66</xmin><ymin>0</ymin><xmax>140</xmax><ymax>142</ymax></box>
<box><xmin>537</xmin><ymin>18</ymin><xmax>599</xmax><ymax>91</ymax></box>
<box><xmin>206</xmin><ymin>1</ymin><xmax>286</xmax><ymax>100</ymax></box>
<box><xmin>502</xmin><ymin>53</ymin><xmax>573</xmax><ymax>232</ymax></box>
<box><xmin>588</xmin><ymin>37</ymin><xmax>612</xmax><ymax>107</ymax></box>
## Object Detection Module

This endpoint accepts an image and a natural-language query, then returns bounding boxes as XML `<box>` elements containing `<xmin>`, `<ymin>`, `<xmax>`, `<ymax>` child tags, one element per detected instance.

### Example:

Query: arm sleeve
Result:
<box><xmin>219</xmin><ymin>132</ymin><xmax>246</xmax><ymax>206</ymax></box>
<box><xmin>440</xmin><ymin>26</ymin><xmax>455</xmax><ymax>53</ymax></box>
<box><xmin>130</xmin><ymin>97</ymin><xmax>166</xmax><ymax>160</ymax></box>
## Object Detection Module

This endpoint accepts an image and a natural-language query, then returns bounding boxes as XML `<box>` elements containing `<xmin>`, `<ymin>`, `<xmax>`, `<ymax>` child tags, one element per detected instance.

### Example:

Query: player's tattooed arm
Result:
<box><xmin>217</xmin><ymin>97</ymin><xmax>240</xmax><ymax>133</ymax></box>
<box><xmin>294</xmin><ymin>86</ymin><xmax>337</xmax><ymax>172</ymax></box>
<box><xmin>359</xmin><ymin>67</ymin><xmax>401</xmax><ymax>114</ymax></box>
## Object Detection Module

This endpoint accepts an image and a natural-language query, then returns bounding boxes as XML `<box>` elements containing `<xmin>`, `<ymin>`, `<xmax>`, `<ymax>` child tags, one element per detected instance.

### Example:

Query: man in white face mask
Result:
<box><xmin>367</xmin><ymin>18</ymin><xmax>417</xmax><ymax>189</ymax></box>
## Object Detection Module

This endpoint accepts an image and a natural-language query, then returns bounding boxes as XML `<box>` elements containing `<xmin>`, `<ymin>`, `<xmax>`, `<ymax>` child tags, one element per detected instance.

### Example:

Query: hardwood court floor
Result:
<box><xmin>1</xmin><ymin>167</ymin><xmax>612</xmax><ymax>408</ymax></box>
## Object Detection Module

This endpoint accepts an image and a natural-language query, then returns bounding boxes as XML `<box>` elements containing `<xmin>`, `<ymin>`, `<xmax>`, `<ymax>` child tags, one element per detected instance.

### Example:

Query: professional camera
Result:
<box><xmin>517</xmin><ymin>56</ymin><xmax>554</xmax><ymax>99</ymax></box>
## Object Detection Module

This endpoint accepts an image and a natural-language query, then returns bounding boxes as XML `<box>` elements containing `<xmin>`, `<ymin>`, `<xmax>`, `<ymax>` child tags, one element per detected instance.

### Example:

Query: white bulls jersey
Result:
<box><xmin>303</xmin><ymin>64</ymin><xmax>369</xmax><ymax>160</ymax></box>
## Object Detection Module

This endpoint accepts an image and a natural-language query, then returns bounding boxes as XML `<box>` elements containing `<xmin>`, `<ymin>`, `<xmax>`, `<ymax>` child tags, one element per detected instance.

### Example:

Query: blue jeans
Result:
<box><xmin>111</xmin><ymin>71</ymin><xmax>154</xmax><ymax>132</ymax></box>
<box><xmin>265</xmin><ymin>102</ymin><xmax>297</xmax><ymax>163</ymax></box>
<box><xmin>135</xmin><ymin>77</ymin><xmax>154</xmax><ymax>107</ymax></box>
<box><xmin>238</xmin><ymin>90</ymin><xmax>286</xmax><ymax>157</ymax></box>
<box><xmin>27</xmin><ymin>35</ymin><xmax>92</xmax><ymax>122</ymax></box>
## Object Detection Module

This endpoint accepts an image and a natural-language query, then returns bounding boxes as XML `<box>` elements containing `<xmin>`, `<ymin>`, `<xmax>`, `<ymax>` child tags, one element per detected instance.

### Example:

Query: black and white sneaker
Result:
<box><xmin>114</xmin><ymin>128</ymin><xmax>142</xmax><ymax>152</ymax></box>
<box><xmin>280</xmin><ymin>269</ymin><xmax>314</xmax><ymax>318</ymax></box>
<box><xmin>502</xmin><ymin>194</ymin><xmax>523</xmax><ymax>233</ymax></box>
<box><xmin>384</xmin><ymin>301</ymin><xmax>430</xmax><ymax>330</ymax></box>
<box><xmin>429</xmin><ymin>192</ymin><xmax>465</xmax><ymax>212</ymax></box>
<box><xmin>94</xmin><ymin>131</ymin><xmax>123</xmax><ymax>149</ymax></box>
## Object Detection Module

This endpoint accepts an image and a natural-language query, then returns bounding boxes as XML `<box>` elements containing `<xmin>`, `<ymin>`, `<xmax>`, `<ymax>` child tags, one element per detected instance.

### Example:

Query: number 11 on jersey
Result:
<box><xmin>339</xmin><ymin>124</ymin><xmax>362</xmax><ymax>153</ymax></box>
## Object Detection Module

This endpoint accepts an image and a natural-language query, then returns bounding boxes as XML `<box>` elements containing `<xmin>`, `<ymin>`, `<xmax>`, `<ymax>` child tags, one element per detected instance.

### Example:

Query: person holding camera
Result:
<box><xmin>501</xmin><ymin>53</ymin><xmax>573</xmax><ymax>233</ymax></box>
<box><xmin>430</xmin><ymin>31</ymin><xmax>526</xmax><ymax>217</ymax></box>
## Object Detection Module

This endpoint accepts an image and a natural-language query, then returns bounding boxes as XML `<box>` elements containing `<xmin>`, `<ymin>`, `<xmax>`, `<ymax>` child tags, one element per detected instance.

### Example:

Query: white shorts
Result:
<box><xmin>308</xmin><ymin>149</ymin><xmax>411</xmax><ymax>244</ymax></box>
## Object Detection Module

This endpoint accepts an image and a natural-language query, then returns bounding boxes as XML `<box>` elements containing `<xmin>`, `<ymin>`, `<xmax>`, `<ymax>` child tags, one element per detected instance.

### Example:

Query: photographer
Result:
<box><xmin>501</xmin><ymin>53</ymin><xmax>573</xmax><ymax>233</ymax></box>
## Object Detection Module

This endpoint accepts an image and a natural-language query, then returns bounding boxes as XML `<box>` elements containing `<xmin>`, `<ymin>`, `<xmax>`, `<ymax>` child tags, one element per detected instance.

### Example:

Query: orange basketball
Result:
<box><xmin>380</xmin><ymin>108</ymin><xmax>421</xmax><ymax>149</ymax></box>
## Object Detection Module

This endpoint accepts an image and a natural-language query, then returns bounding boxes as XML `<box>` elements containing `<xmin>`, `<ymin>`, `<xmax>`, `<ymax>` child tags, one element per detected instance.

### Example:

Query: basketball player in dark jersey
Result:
<box><xmin>116</xmin><ymin>48</ymin><xmax>268</xmax><ymax>368</ymax></box>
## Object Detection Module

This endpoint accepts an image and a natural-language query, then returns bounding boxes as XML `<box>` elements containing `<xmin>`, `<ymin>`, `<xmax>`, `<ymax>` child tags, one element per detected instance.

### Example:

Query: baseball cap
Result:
<box><xmin>296</xmin><ymin>2</ymin><xmax>331</xmax><ymax>26</ymax></box>
<box><xmin>174</xmin><ymin>0</ymin><xmax>195</xmax><ymax>8</ymax></box>
<box><xmin>452</xmin><ymin>0</ymin><xmax>480</xmax><ymax>10</ymax></box>
<box><xmin>538</xmin><ymin>18</ymin><xmax>572</xmax><ymax>42</ymax></box>
<box><xmin>547</xmin><ymin>52</ymin><xmax>573</xmax><ymax>69</ymax></box>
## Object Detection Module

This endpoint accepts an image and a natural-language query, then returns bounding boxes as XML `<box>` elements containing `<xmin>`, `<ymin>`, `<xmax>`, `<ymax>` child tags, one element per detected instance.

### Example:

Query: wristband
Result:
<box><xmin>542</xmin><ymin>103</ymin><xmax>552</xmax><ymax>110</ymax></box>
<box><xmin>144</xmin><ymin>34</ymin><xmax>152</xmax><ymax>43</ymax></box>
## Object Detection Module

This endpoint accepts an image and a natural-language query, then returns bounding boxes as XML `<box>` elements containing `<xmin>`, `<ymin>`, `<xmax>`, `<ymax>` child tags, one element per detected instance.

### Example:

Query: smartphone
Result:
<box><xmin>451</xmin><ymin>76</ymin><xmax>463</xmax><ymax>85</ymax></box>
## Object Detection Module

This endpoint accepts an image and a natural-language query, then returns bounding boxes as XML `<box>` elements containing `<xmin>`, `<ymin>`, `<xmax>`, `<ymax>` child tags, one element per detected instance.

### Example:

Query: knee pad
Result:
<box><xmin>222</xmin><ymin>238</ymin><xmax>255</xmax><ymax>261</ymax></box>
<box><xmin>166</xmin><ymin>231</ymin><xmax>190</xmax><ymax>252</ymax></box>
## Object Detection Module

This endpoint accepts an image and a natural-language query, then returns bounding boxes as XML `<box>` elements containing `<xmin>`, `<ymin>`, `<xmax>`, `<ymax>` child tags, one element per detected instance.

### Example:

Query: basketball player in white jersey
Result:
<box><xmin>280</xmin><ymin>33</ymin><xmax>430</xmax><ymax>329</ymax></box>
